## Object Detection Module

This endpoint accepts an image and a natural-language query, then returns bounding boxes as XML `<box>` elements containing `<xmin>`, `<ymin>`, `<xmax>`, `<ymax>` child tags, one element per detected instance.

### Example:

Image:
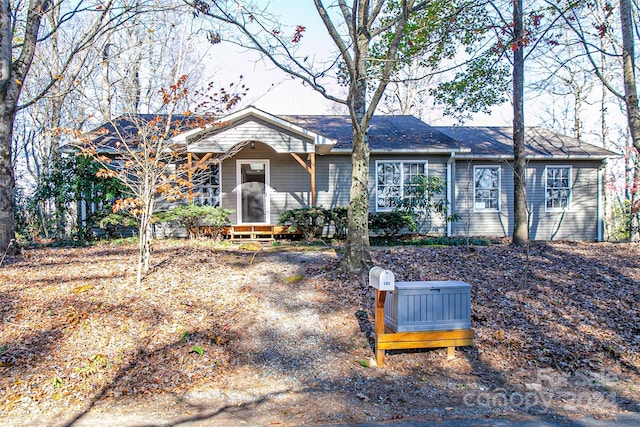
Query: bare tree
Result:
<box><xmin>78</xmin><ymin>66</ymin><xmax>246</xmax><ymax>285</ymax></box>
<box><xmin>0</xmin><ymin>0</ymin><xmax>158</xmax><ymax>252</ymax></box>
<box><xmin>78</xmin><ymin>74</ymin><xmax>245</xmax><ymax>284</ymax></box>
<box><xmin>10</xmin><ymin>1</ymin><xmax>206</xmax><ymax>240</ymax></box>
<box><xmin>187</xmin><ymin>0</ymin><xmax>483</xmax><ymax>271</ymax></box>
<box><xmin>617</xmin><ymin>0</ymin><xmax>640</xmax><ymax>240</ymax></box>
<box><xmin>99</xmin><ymin>4</ymin><xmax>209</xmax><ymax>117</ymax></box>
<box><xmin>551</xmin><ymin>0</ymin><xmax>640</xmax><ymax>240</ymax></box>
<box><xmin>511</xmin><ymin>0</ymin><xmax>528</xmax><ymax>245</ymax></box>
<box><xmin>433</xmin><ymin>0</ymin><xmax>572</xmax><ymax>245</ymax></box>
<box><xmin>378</xmin><ymin>63</ymin><xmax>438</xmax><ymax>117</ymax></box>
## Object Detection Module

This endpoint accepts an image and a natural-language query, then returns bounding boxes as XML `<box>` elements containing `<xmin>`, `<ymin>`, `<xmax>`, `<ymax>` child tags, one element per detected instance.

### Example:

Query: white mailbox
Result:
<box><xmin>369</xmin><ymin>267</ymin><xmax>395</xmax><ymax>291</ymax></box>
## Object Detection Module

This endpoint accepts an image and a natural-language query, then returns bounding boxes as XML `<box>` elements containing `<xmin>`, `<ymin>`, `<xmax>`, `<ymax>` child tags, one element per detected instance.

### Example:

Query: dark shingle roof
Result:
<box><xmin>434</xmin><ymin>126</ymin><xmax>618</xmax><ymax>159</ymax></box>
<box><xmin>82</xmin><ymin>109</ymin><xmax>618</xmax><ymax>160</ymax></box>
<box><xmin>280</xmin><ymin>115</ymin><xmax>462</xmax><ymax>152</ymax></box>
<box><xmin>81</xmin><ymin>114</ymin><xmax>197</xmax><ymax>151</ymax></box>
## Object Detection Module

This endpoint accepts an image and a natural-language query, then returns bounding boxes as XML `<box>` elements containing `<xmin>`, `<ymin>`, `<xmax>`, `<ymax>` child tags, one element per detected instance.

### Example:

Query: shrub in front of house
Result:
<box><xmin>327</xmin><ymin>206</ymin><xmax>348</xmax><ymax>240</ymax></box>
<box><xmin>392</xmin><ymin>175</ymin><xmax>459</xmax><ymax>234</ymax></box>
<box><xmin>155</xmin><ymin>204</ymin><xmax>233</xmax><ymax>240</ymax></box>
<box><xmin>278</xmin><ymin>207</ymin><xmax>328</xmax><ymax>241</ymax></box>
<box><xmin>368</xmin><ymin>211</ymin><xmax>416</xmax><ymax>237</ymax></box>
<box><xmin>96</xmin><ymin>210</ymin><xmax>138</xmax><ymax>239</ymax></box>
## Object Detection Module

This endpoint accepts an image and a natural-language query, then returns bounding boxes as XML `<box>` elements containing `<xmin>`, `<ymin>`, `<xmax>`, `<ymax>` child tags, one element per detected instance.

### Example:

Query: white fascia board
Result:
<box><xmin>328</xmin><ymin>148</ymin><xmax>471</xmax><ymax>155</ymax></box>
<box><xmin>455</xmin><ymin>154</ymin><xmax>609</xmax><ymax>161</ymax></box>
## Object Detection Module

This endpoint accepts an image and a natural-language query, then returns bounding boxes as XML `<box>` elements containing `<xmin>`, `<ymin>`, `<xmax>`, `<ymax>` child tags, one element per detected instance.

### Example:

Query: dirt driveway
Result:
<box><xmin>1</xmin><ymin>241</ymin><xmax>639</xmax><ymax>426</ymax></box>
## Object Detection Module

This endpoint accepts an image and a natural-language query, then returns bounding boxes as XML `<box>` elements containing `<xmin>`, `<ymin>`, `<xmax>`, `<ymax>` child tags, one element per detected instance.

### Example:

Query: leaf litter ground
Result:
<box><xmin>1</xmin><ymin>240</ymin><xmax>639</xmax><ymax>426</ymax></box>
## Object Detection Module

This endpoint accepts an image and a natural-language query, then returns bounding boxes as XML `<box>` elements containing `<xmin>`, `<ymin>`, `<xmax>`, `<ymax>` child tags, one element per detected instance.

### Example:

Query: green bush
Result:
<box><xmin>609</xmin><ymin>199</ymin><xmax>631</xmax><ymax>241</ymax></box>
<box><xmin>96</xmin><ymin>211</ymin><xmax>138</xmax><ymax>239</ymax></box>
<box><xmin>278</xmin><ymin>207</ymin><xmax>328</xmax><ymax>241</ymax></box>
<box><xmin>327</xmin><ymin>206</ymin><xmax>348</xmax><ymax>240</ymax></box>
<box><xmin>26</xmin><ymin>155</ymin><xmax>128</xmax><ymax>241</ymax></box>
<box><xmin>368</xmin><ymin>211</ymin><xmax>416</xmax><ymax>237</ymax></box>
<box><xmin>155</xmin><ymin>204</ymin><xmax>233</xmax><ymax>240</ymax></box>
<box><xmin>392</xmin><ymin>175</ymin><xmax>459</xmax><ymax>234</ymax></box>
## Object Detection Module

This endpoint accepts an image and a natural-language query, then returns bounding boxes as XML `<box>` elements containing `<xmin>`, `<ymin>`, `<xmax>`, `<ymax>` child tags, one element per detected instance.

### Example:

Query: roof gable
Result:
<box><xmin>174</xmin><ymin>106</ymin><xmax>337</xmax><ymax>154</ymax></box>
<box><xmin>188</xmin><ymin>117</ymin><xmax>315</xmax><ymax>154</ymax></box>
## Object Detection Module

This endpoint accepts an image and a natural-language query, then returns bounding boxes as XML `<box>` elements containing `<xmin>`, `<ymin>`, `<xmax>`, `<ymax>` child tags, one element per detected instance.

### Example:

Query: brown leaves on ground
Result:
<box><xmin>0</xmin><ymin>240</ymin><xmax>639</xmax><ymax>425</ymax></box>
<box><xmin>371</xmin><ymin>243</ymin><xmax>640</xmax><ymax>375</ymax></box>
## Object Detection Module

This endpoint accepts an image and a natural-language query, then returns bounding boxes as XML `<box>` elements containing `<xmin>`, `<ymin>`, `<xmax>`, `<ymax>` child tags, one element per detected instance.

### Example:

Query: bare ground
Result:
<box><xmin>1</xmin><ymin>240</ymin><xmax>639</xmax><ymax>426</ymax></box>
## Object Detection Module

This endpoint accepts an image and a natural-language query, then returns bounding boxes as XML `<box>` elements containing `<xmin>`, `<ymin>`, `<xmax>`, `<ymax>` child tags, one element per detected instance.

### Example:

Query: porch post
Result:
<box><xmin>311</xmin><ymin>152</ymin><xmax>316</xmax><ymax>206</ymax></box>
<box><xmin>289</xmin><ymin>152</ymin><xmax>316</xmax><ymax>207</ymax></box>
<box><xmin>187</xmin><ymin>153</ymin><xmax>193</xmax><ymax>203</ymax></box>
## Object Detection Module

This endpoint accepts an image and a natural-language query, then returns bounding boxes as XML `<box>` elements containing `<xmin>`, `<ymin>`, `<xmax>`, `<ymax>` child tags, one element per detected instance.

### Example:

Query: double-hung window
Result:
<box><xmin>376</xmin><ymin>160</ymin><xmax>427</xmax><ymax>211</ymax></box>
<box><xmin>545</xmin><ymin>166</ymin><xmax>571</xmax><ymax>210</ymax></box>
<box><xmin>474</xmin><ymin>166</ymin><xmax>500</xmax><ymax>211</ymax></box>
<box><xmin>197</xmin><ymin>163</ymin><xmax>221</xmax><ymax>207</ymax></box>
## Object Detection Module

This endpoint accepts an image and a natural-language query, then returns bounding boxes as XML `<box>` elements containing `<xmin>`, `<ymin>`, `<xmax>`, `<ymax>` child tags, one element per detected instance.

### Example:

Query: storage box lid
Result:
<box><xmin>394</xmin><ymin>280</ymin><xmax>471</xmax><ymax>290</ymax></box>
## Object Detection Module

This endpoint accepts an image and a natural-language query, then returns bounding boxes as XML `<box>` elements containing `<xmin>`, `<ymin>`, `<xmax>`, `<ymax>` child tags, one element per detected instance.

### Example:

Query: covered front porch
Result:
<box><xmin>175</xmin><ymin>107</ymin><xmax>337</xmax><ymax>229</ymax></box>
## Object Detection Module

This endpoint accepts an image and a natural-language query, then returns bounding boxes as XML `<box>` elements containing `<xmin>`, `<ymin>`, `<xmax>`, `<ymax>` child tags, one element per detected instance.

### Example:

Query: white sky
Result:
<box><xmin>194</xmin><ymin>1</ymin><xmax>607</xmax><ymax>134</ymax></box>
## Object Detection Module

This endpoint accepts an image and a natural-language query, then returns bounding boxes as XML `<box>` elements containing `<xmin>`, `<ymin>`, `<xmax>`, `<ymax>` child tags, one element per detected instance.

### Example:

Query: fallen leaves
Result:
<box><xmin>0</xmin><ymin>240</ymin><xmax>639</xmax><ymax>423</ymax></box>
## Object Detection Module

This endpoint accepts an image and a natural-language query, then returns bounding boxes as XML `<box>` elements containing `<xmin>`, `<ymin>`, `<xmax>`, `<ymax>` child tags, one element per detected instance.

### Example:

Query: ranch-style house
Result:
<box><xmin>84</xmin><ymin>106</ymin><xmax>618</xmax><ymax>241</ymax></box>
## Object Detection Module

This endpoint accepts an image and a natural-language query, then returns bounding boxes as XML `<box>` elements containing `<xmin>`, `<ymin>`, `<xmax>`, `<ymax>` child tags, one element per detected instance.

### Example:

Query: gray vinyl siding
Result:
<box><xmin>219</xmin><ymin>142</ymin><xmax>313</xmax><ymax>224</ymax></box>
<box><xmin>268</xmin><ymin>152</ymin><xmax>312</xmax><ymax>224</ymax></box>
<box><xmin>315</xmin><ymin>154</ymin><xmax>352</xmax><ymax>209</ymax></box>
<box><xmin>451</xmin><ymin>160</ymin><xmax>513</xmax><ymax>238</ymax></box>
<box><xmin>526</xmin><ymin>161</ymin><xmax>600</xmax><ymax>241</ymax></box>
<box><xmin>189</xmin><ymin>118</ymin><xmax>314</xmax><ymax>153</ymax></box>
<box><xmin>450</xmin><ymin>160</ymin><xmax>601</xmax><ymax>241</ymax></box>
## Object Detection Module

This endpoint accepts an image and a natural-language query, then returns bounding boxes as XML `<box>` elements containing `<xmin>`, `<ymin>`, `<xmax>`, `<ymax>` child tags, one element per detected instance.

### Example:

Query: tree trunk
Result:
<box><xmin>0</xmin><ymin>0</ymin><xmax>50</xmax><ymax>250</ymax></box>
<box><xmin>102</xmin><ymin>43</ymin><xmax>112</xmax><ymax>117</ymax></box>
<box><xmin>631</xmin><ymin>163</ymin><xmax>640</xmax><ymax>239</ymax></box>
<box><xmin>136</xmin><ymin>178</ymin><xmax>155</xmax><ymax>285</ymax></box>
<box><xmin>0</xmin><ymin>0</ymin><xmax>17</xmax><ymax>251</ymax></box>
<box><xmin>136</xmin><ymin>207</ymin><xmax>153</xmax><ymax>285</ymax></box>
<box><xmin>0</xmin><ymin>109</ymin><xmax>15</xmax><ymax>251</ymax></box>
<box><xmin>340</xmin><ymin>1</ymin><xmax>373</xmax><ymax>272</ymax></box>
<box><xmin>343</xmin><ymin>126</ymin><xmax>372</xmax><ymax>272</ymax></box>
<box><xmin>512</xmin><ymin>0</ymin><xmax>529</xmax><ymax>246</ymax></box>
<box><xmin>619</xmin><ymin>0</ymin><xmax>640</xmax><ymax>241</ymax></box>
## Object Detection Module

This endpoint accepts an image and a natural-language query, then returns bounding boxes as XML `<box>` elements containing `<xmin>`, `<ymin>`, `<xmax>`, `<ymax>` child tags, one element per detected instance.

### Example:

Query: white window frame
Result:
<box><xmin>473</xmin><ymin>165</ymin><xmax>501</xmax><ymax>212</ymax></box>
<box><xmin>375</xmin><ymin>160</ymin><xmax>428</xmax><ymax>212</ymax></box>
<box><xmin>545</xmin><ymin>165</ymin><xmax>572</xmax><ymax>212</ymax></box>
<box><xmin>196</xmin><ymin>162</ymin><xmax>222</xmax><ymax>207</ymax></box>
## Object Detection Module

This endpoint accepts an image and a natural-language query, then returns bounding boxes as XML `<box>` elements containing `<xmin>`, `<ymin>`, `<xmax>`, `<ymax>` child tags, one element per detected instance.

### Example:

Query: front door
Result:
<box><xmin>237</xmin><ymin>160</ymin><xmax>269</xmax><ymax>223</ymax></box>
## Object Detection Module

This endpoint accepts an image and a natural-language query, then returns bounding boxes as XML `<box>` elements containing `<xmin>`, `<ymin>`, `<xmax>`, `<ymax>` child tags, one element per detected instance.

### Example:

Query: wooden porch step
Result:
<box><xmin>229</xmin><ymin>225</ymin><xmax>274</xmax><ymax>240</ymax></box>
<box><xmin>221</xmin><ymin>225</ymin><xmax>302</xmax><ymax>241</ymax></box>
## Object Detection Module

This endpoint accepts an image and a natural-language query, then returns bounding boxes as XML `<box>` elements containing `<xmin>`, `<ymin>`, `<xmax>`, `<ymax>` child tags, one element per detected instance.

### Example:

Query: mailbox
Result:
<box><xmin>384</xmin><ymin>280</ymin><xmax>472</xmax><ymax>332</ymax></box>
<box><xmin>369</xmin><ymin>267</ymin><xmax>395</xmax><ymax>291</ymax></box>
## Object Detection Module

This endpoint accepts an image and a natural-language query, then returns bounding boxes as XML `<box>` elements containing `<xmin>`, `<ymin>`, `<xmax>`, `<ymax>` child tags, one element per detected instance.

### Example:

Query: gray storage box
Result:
<box><xmin>384</xmin><ymin>280</ymin><xmax>472</xmax><ymax>332</ymax></box>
